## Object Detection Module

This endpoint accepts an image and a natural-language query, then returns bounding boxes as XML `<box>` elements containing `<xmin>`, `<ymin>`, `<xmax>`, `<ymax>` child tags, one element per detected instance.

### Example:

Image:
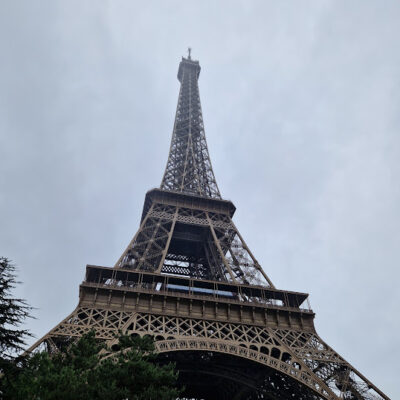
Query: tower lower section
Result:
<box><xmin>28</xmin><ymin>265</ymin><xmax>388</xmax><ymax>400</ymax></box>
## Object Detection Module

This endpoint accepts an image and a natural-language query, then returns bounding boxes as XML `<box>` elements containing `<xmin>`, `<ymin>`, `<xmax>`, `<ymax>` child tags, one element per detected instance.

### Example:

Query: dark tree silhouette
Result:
<box><xmin>2</xmin><ymin>331</ymin><xmax>181</xmax><ymax>400</ymax></box>
<box><xmin>0</xmin><ymin>257</ymin><xmax>32</xmax><ymax>360</ymax></box>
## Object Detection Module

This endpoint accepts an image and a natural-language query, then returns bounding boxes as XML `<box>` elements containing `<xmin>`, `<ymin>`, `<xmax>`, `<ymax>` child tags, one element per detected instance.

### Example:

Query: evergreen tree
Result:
<box><xmin>0</xmin><ymin>258</ymin><xmax>32</xmax><ymax>359</ymax></box>
<box><xmin>2</xmin><ymin>331</ymin><xmax>181</xmax><ymax>400</ymax></box>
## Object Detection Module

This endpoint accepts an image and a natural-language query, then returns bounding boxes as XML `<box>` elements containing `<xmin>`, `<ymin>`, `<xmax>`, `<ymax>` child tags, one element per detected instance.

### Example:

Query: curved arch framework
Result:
<box><xmin>154</xmin><ymin>338</ymin><xmax>327</xmax><ymax>399</ymax></box>
<box><xmin>157</xmin><ymin>350</ymin><xmax>322</xmax><ymax>400</ymax></box>
<box><xmin>28</xmin><ymin>307</ymin><xmax>387</xmax><ymax>400</ymax></box>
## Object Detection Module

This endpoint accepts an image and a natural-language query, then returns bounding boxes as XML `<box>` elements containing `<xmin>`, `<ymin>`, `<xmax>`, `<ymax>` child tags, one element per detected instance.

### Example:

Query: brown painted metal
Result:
<box><xmin>28</xmin><ymin>55</ymin><xmax>389</xmax><ymax>400</ymax></box>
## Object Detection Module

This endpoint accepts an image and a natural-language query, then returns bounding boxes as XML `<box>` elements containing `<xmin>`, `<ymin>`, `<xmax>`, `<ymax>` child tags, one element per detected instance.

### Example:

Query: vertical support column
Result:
<box><xmin>230</xmin><ymin>218</ymin><xmax>275</xmax><ymax>288</ymax></box>
<box><xmin>156</xmin><ymin>207</ymin><xmax>179</xmax><ymax>273</ymax></box>
<box><xmin>114</xmin><ymin>203</ymin><xmax>155</xmax><ymax>268</ymax></box>
<box><xmin>206</xmin><ymin>212</ymin><xmax>237</xmax><ymax>283</ymax></box>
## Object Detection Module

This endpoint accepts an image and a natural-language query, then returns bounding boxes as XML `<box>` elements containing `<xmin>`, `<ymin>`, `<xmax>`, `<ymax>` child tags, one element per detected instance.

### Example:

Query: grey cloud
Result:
<box><xmin>0</xmin><ymin>1</ymin><xmax>398</xmax><ymax>397</ymax></box>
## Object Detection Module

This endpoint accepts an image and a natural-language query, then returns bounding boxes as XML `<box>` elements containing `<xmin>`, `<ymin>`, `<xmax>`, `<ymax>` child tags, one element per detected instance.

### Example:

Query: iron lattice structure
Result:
<box><xmin>29</xmin><ymin>54</ymin><xmax>389</xmax><ymax>400</ymax></box>
<box><xmin>161</xmin><ymin>56</ymin><xmax>220</xmax><ymax>198</ymax></box>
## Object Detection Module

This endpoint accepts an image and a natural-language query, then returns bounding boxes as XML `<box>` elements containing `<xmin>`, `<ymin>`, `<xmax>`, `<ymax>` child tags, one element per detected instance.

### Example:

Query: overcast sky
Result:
<box><xmin>0</xmin><ymin>1</ymin><xmax>398</xmax><ymax>398</ymax></box>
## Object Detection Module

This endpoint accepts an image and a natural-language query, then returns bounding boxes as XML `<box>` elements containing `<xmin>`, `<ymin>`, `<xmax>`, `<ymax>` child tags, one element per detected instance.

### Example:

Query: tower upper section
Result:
<box><xmin>160</xmin><ymin>55</ymin><xmax>221</xmax><ymax>199</ymax></box>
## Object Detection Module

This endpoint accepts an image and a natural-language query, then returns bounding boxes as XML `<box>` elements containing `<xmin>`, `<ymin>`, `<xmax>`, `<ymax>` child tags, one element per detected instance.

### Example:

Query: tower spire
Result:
<box><xmin>160</xmin><ymin>55</ymin><xmax>221</xmax><ymax>198</ymax></box>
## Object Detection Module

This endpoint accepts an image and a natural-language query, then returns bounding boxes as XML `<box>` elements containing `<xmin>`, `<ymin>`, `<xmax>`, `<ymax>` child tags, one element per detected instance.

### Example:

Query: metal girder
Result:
<box><xmin>114</xmin><ymin>196</ymin><xmax>273</xmax><ymax>286</ymax></box>
<box><xmin>27</xmin><ymin>298</ymin><xmax>388</xmax><ymax>400</ymax></box>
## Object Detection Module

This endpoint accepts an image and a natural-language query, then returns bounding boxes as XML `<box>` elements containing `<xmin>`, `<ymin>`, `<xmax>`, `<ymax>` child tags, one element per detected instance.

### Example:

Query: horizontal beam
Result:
<box><xmin>142</xmin><ymin>189</ymin><xmax>236</xmax><ymax>222</ymax></box>
<box><xmin>84</xmin><ymin>264</ymin><xmax>310</xmax><ymax>310</ymax></box>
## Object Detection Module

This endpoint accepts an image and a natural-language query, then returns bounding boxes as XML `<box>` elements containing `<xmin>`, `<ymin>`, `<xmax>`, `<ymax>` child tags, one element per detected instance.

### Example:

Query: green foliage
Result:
<box><xmin>0</xmin><ymin>257</ymin><xmax>32</xmax><ymax>359</ymax></box>
<box><xmin>1</xmin><ymin>331</ymin><xmax>181</xmax><ymax>400</ymax></box>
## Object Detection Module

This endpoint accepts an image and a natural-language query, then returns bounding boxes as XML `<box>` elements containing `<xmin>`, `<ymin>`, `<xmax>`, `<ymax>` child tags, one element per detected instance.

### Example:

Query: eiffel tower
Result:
<box><xmin>29</xmin><ymin>51</ymin><xmax>389</xmax><ymax>400</ymax></box>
